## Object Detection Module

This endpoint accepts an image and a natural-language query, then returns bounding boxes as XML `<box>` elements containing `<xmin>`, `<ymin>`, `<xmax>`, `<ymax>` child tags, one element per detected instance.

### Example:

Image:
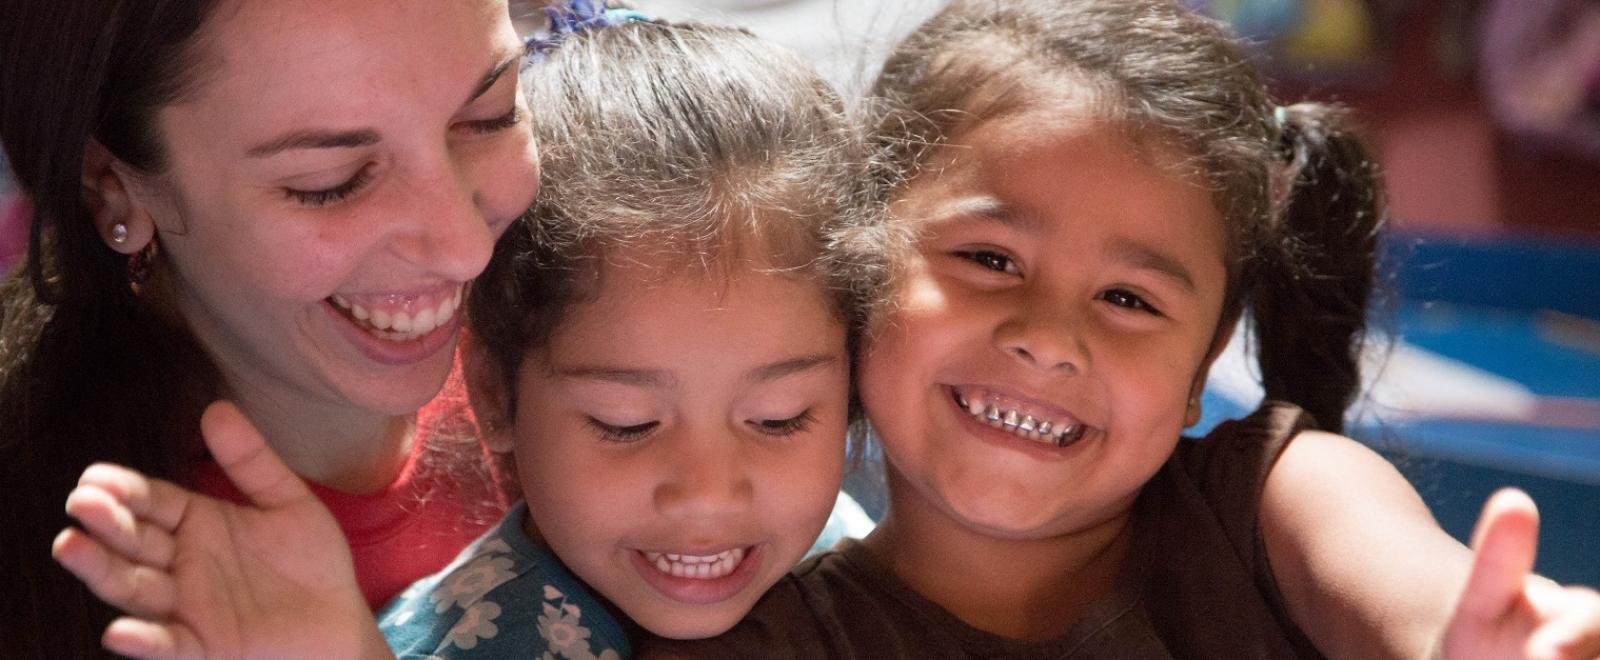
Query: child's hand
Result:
<box><xmin>1434</xmin><ymin>489</ymin><xmax>1600</xmax><ymax>660</ymax></box>
<box><xmin>50</xmin><ymin>401</ymin><xmax>392</xmax><ymax>660</ymax></box>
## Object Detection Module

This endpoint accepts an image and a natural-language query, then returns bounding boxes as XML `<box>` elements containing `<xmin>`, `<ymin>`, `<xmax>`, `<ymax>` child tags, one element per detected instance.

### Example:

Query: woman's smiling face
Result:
<box><xmin>132</xmin><ymin>0</ymin><xmax>539</xmax><ymax>415</ymax></box>
<box><xmin>861</xmin><ymin>106</ymin><xmax>1232</xmax><ymax>541</ymax></box>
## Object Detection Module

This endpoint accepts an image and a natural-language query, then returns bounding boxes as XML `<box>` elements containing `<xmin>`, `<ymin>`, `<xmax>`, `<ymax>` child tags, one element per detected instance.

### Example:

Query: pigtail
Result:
<box><xmin>1249</xmin><ymin>103</ymin><xmax>1384</xmax><ymax>434</ymax></box>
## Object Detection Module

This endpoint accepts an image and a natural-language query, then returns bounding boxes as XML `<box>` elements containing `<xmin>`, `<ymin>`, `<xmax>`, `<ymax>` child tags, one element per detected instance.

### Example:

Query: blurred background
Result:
<box><xmin>5</xmin><ymin>0</ymin><xmax>1593</xmax><ymax>584</ymax></box>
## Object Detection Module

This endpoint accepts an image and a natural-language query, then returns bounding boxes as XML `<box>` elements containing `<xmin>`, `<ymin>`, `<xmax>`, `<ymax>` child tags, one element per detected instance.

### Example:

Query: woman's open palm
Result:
<box><xmin>52</xmin><ymin>401</ymin><xmax>388</xmax><ymax>659</ymax></box>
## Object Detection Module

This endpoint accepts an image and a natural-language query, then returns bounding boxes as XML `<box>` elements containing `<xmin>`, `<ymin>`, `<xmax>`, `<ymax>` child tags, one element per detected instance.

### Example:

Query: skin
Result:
<box><xmin>859</xmin><ymin>104</ymin><xmax>1231</xmax><ymax>640</ymax></box>
<box><xmin>855</xmin><ymin>101</ymin><xmax>1600</xmax><ymax>657</ymax></box>
<box><xmin>82</xmin><ymin>0</ymin><xmax>539</xmax><ymax>492</ymax></box>
<box><xmin>476</xmin><ymin>251</ymin><xmax>851</xmax><ymax>640</ymax></box>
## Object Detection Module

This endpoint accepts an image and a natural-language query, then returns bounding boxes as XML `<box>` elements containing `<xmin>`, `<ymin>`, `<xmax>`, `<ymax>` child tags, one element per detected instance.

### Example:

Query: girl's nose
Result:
<box><xmin>652</xmin><ymin>432</ymin><xmax>754</xmax><ymax>522</ymax></box>
<box><xmin>994</xmin><ymin>306</ymin><xmax>1089</xmax><ymax>374</ymax></box>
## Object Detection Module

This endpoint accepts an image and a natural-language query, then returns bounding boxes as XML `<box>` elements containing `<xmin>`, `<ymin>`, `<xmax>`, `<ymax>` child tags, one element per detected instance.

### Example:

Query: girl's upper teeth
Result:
<box><xmin>642</xmin><ymin>547</ymin><xmax>747</xmax><ymax>580</ymax></box>
<box><xmin>959</xmin><ymin>391</ymin><xmax>1083</xmax><ymax>444</ymax></box>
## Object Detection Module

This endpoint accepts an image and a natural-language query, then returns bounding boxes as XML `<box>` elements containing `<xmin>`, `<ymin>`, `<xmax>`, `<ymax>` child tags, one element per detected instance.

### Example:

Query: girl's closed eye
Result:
<box><xmin>587</xmin><ymin>417</ymin><xmax>660</xmax><ymax>443</ymax></box>
<box><xmin>285</xmin><ymin>164</ymin><xmax>375</xmax><ymax>208</ymax></box>
<box><xmin>748</xmin><ymin>409</ymin><xmax>817</xmax><ymax>437</ymax></box>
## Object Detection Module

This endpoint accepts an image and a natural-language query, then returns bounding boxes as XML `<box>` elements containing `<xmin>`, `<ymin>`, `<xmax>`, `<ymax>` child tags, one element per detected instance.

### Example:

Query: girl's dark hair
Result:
<box><xmin>468</xmin><ymin>19</ymin><xmax>902</xmax><ymax>435</ymax></box>
<box><xmin>0</xmin><ymin>1</ymin><xmax>220</xmax><ymax>655</ymax></box>
<box><xmin>870</xmin><ymin>0</ymin><xmax>1383</xmax><ymax>432</ymax></box>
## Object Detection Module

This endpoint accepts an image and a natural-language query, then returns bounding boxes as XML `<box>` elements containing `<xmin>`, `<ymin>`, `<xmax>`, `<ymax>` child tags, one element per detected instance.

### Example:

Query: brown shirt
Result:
<box><xmin>648</xmin><ymin>403</ymin><xmax>1326</xmax><ymax>659</ymax></box>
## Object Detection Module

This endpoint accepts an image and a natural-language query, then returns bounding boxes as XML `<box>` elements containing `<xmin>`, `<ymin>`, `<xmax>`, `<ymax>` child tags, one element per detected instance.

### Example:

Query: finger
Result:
<box><xmin>64</xmin><ymin>483</ymin><xmax>177</xmax><ymax>569</ymax></box>
<box><xmin>103</xmin><ymin>617</ymin><xmax>205</xmax><ymax>660</ymax></box>
<box><xmin>201</xmin><ymin>401</ymin><xmax>313</xmax><ymax>509</ymax></box>
<box><xmin>1526</xmin><ymin>587</ymin><xmax>1600</xmax><ymax>660</ymax></box>
<box><xmin>51</xmin><ymin>528</ymin><xmax>177</xmax><ymax>618</ymax></box>
<box><xmin>1456</xmin><ymin>488</ymin><xmax>1541</xmax><ymax>621</ymax></box>
<box><xmin>77</xmin><ymin>462</ymin><xmax>192</xmax><ymax>534</ymax></box>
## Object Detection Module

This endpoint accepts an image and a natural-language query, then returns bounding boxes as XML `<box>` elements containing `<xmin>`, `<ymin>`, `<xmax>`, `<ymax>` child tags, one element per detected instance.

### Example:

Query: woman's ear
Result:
<box><xmin>81</xmin><ymin>139</ymin><xmax>157</xmax><ymax>255</ymax></box>
<box><xmin>463</xmin><ymin>333</ymin><xmax>516</xmax><ymax>454</ymax></box>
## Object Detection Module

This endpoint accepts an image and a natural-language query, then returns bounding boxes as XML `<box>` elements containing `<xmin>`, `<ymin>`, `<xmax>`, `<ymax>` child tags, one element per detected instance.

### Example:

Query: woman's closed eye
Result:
<box><xmin>749</xmin><ymin>409</ymin><xmax>816</xmax><ymax>438</ymax></box>
<box><xmin>588</xmin><ymin>418</ymin><xmax>659</xmax><ymax>444</ymax></box>
<box><xmin>457</xmin><ymin>105</ymin><xmax>522</xmax><ymax>136</ymax></box>
<box><xmin>285</xmin><ymin>164</ymin><xmax>374</xmax><ymax>208</ymax></box>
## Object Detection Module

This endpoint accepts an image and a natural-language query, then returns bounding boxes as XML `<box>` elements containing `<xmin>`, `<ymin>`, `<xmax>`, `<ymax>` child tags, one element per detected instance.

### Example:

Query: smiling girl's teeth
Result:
<box><xmin>960</xmin><ymin>393</ymin><xmax>1084</xmax><ymax>447</ymax></box>
<box><xmin>643</xmin><ymin>547</ymin><xmax>747</xmax><ymax>580</ymax></box>
<box><xmin>329</xmin><ymin>286</ymin><xmax>461</xmax><ymax>342</ymax></box>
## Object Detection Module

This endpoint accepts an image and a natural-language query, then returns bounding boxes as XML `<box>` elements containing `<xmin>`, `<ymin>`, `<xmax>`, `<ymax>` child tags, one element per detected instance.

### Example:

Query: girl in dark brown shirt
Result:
<box><xmin>650</xmin><ymin>1</ymin><xmax>1600</xmax><ymax>658</ymax></box>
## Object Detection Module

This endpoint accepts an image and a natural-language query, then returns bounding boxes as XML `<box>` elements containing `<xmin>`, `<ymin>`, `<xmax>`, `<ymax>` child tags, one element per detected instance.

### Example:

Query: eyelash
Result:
<box><xmin>461</xmin><ymin>106</ymin><xmax>522</xmax><ymax>135</ymax></box>
<box><xmin>1099</xmin><ymin>288</ymin><xmax>1161</xmax><ymax>315</ymax></box>
<box><xmin>285</xmin><ymin>165</ymin><xmax>374</xmax><ymax>208</ymax></box>
<box><xmin>587</xmin><ymin>418</ymin><xmax>659</xmax><ymax>444</ymax></box>
<box><xmin>586</xmin><ymin>409</ymin><xmax>818</xmax><ymax>443</ymax></box>
<box><xmin>750</xmin><ymin>409</ymin><xmax>816</xmax><ymax>438</ymax></box>
<box><xmin>281</xmin><ymin>107</ymin><xmax>518</xmax><ymax>208</ymax></box>
<box><xmin>955</xmin><ymin>249</ymin><xmax>1019</xmax><ymax>275</ymax></box>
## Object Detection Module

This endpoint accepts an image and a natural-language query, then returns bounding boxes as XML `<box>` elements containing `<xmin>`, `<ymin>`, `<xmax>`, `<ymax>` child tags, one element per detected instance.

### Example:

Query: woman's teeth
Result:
<box><xmin>329</xmin><ymin>288</ymin><xmax>462</xmax><ymax>342</ymax></box>
<box><xmin>960</xmin><ymin>393</ymin><xmax>1085</xmax><ymax>447</ymax></box>
<box><xmin>643</xmin><ymin>547</ymin><xmax>746</xmax><ymax>580</ymax></box>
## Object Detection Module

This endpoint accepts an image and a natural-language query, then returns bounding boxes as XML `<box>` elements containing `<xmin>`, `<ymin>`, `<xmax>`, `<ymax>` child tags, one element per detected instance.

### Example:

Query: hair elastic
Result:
<box><xmin>526</xmin><ymin>0</ymin><xmax>654</xmax><ymax>58</ymax></box>
<box><xmin>1273</xmin><ymin>105</ymin><xmax>1288</xmax><ymax>129</ymax></box>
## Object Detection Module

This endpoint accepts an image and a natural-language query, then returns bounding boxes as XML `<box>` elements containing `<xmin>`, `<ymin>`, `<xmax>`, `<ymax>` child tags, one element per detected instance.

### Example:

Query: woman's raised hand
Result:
<box><xmin>51</xmin><ymin>401</ymin><xmax>392</xmax><ymax>660</ymax></box>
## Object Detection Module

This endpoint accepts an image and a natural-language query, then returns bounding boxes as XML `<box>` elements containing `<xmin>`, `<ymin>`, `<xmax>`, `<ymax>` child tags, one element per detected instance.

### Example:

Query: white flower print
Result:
<box><xmin>538</xmin><ymin>601</ymin><xmax>593</xmax><ymax>655</ymax></box>
<box><xmin>432</xmin><ymin>554</ymin><xmax>517</xmax><ymax>613</ymax></box>
<box><xmin>446</xmin><ymin>601</ymin><xmax>503</xmax><ymax>650</ymax></box>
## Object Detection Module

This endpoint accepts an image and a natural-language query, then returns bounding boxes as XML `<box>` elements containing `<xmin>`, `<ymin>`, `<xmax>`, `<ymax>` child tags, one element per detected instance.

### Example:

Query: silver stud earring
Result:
<box><xmin>110</xmin><ymin>223</ymin><xmax>129</xmax><ymax>245</ymax></box>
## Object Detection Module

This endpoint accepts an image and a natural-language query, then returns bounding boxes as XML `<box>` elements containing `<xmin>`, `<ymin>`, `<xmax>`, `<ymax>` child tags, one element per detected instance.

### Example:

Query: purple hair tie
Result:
<box><xmin>525</xmin><ymin>0</ymin><xmax>653</xmax><ymax>59</ymax></box>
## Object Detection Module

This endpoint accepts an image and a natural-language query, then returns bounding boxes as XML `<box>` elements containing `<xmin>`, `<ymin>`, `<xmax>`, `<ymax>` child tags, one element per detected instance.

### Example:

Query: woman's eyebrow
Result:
<box><xmin>247</xmin><ymin>128</ymin><xmax>380</xmax><ymax>158</ymax></box>
<box><xmin>244</xmin><ymin>54</ymin><xmax>518</xmax><ymax>159</ymax></box>
<box><xmin>465</xmin><ymin>53</ymin><xmax>518</xmax><ymax>105</ymax></box>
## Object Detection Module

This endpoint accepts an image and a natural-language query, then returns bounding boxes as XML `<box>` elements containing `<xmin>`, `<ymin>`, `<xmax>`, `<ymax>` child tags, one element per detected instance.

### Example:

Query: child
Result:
<box><xmin>650</xmin><ymin>0</ymin><xmax>1600</xmax><ymax>658</ymax></box>
<box><xmin>51</xmin><ymin>5</ymin><xmax>900</xmax><ymax>658</ymax></box>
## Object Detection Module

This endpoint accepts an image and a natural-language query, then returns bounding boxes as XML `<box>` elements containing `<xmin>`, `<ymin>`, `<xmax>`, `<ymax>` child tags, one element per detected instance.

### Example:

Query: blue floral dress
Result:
<box><xmin>379</xmin><ymin>502</ymin><xmax>629</xmax><ymax>659</ymax></box>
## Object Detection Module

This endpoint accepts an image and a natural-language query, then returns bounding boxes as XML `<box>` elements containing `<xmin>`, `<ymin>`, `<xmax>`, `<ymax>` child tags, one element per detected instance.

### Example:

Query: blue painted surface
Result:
<box><xmin>1385</xmin><ymin>233</ymin><xmax>1600</xmax><ymax>321</ymax></box>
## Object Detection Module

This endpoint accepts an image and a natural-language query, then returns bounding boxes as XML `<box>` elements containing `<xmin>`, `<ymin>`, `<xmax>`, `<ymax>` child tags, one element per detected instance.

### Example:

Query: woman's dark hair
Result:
<box><xmin>0</xmin><ymin>1</ymin><xmax>221</xmax><ymax>655</ymax></box>
<box><xmin>869</xmin><ymin>0</ymin><xmax>1383</xmax><ymax>432</ymax></box>
<box><xmin>468</xmin><ymin>18</ymin><xmax>903</xmax><ymax>440</ymax></box>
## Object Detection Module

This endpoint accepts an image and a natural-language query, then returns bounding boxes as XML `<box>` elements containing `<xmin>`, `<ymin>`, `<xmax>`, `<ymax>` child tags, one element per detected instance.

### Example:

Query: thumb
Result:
<box><xmin>1455</xmin><ymin>488</ymin><xmax>1541</xmax><ymax>622</ymax></box>
<box><xmin>200</xmin><ymin>401</ymin><xmax>313</xmax><ymax>510</ymax></box>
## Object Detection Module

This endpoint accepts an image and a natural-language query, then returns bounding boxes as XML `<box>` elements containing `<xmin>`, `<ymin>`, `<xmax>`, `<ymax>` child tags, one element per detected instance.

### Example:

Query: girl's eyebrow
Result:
<box><xmin>556</xmin><ymin>354</ymin><xmax>838</xmax><ymax>388</ymax></box>
<box><xmin>1108</xmin><ymin>237</ymin><xmax>1196</xmax><ymax>292</ymax></box>
<box><xmin>558</xmin><ymin>367</ymin><xmax>678</xmax><ymax>388</ymax></box>
<box><xmin>746</xmin><ymin>354</ymin><xmax>839</xmax><ymax>383</ymax></box>
<box><xmin>925</xmin><ymin>196</ymin><xmax>1040</xmax><ymax>232</ymax></box>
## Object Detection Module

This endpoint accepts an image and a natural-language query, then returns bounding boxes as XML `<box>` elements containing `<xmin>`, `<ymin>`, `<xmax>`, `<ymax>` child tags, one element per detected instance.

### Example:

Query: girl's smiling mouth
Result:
<box><xmin>950</xmin><ymin>386</ymin><xmax>1089</xmax><ymax>448</ymax></box>
<box><xmin>631</xmin><ymin>543</ymin><xmax>763</xmax><ymax>606</ymax></box>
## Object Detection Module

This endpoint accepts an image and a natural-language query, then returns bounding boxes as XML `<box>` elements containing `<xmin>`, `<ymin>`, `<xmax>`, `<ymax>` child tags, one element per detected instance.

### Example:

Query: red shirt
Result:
<box><xmin>188</xmin><ymin>375</ymin><xmax>507</xmax><ymax>609</ymax></box>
